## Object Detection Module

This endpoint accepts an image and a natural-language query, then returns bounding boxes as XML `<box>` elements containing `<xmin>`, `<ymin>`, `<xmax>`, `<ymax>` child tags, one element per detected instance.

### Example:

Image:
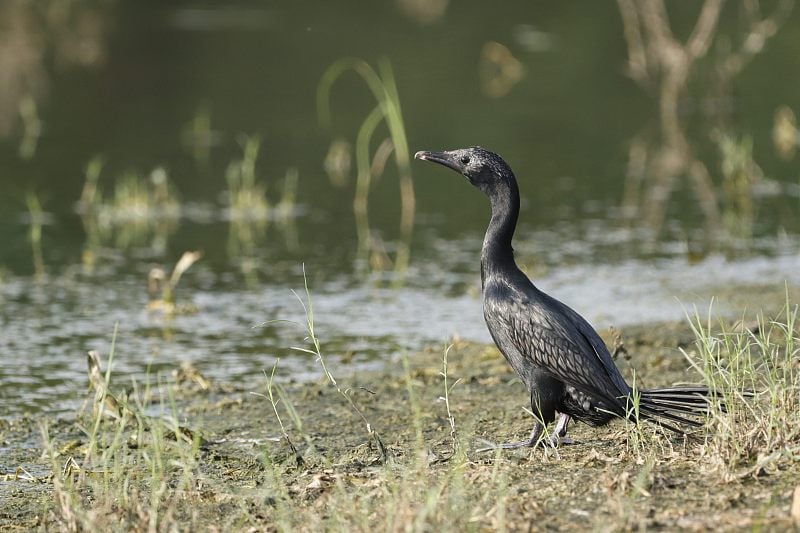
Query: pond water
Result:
<box><xmin>1</xmin><ymin>1</ymin><xmax>799</xmax><ymax>417</ymax></box>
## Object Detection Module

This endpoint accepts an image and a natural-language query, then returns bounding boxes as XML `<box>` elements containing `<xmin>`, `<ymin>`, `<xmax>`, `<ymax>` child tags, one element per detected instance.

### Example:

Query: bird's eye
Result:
<box><xmin>460</xmin><ymin>156</ymin><xmax>470</xmax><ymax>165</ymax></box>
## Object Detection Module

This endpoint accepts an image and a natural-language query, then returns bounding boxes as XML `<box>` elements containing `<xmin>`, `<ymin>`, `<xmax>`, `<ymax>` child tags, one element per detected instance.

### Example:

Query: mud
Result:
<box><xmin>1</xmin><ymin>284</ymin><xmax>798</xmax><ymax>531</ymax></box>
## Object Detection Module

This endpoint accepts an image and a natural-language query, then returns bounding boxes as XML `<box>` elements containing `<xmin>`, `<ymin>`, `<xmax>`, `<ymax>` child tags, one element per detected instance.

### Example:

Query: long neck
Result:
<box><xmin>480</xmin><ymin>177</ymin><xmax>520</xmax><ymax>274</ymax></box>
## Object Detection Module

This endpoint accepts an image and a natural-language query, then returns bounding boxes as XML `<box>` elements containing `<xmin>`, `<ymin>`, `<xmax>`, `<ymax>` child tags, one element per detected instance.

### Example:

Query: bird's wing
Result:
<box><xmin>485</xmin><ymin>291</ymin><xmax>629</xmax><ymax>412</ymax></box>
<box><xmin>543</xmin><ymin>294</ymin><xmax>632</xmax><ymax>394</ymax></box>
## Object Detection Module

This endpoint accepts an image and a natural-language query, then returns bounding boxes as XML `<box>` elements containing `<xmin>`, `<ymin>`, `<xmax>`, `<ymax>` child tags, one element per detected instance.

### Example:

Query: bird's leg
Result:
<box><xmin>545</xmin><ymin>413</ymin><xmax>575</xmax><ymax>447</ymax></box>
<box><xmin>476</xmin><ymin>422</ymin><xmax>544</xmax><ymax>452</ymax></box>
<box><xmin>554</xmin><ymin>412</ymin><xmax>570</xmax><ymax>437</ymax></box>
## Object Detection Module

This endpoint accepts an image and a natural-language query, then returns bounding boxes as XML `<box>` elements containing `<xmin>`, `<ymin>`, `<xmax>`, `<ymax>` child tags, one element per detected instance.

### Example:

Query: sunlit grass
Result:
<box><xmin>251</xmin><ymin>361</ymin><xmax>306</xmax><ymax>466</ymax></box>
<box><xmin>42</xmin><ymin>328</ymin><xmax>204</xmax><ymax>531</ymax></box>
<box><xmin>287</xmin><ymin>266</ymin><xmax>389</xmax><ymax>461</ymax></box>
<box><xmin>683</xmin><ymin>295</ymin><xmax>800</xmax><ymax>479</ymax></box>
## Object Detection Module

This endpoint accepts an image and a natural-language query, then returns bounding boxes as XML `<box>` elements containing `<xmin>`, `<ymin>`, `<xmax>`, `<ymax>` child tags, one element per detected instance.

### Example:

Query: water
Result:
<box><xmin>1</xmin><ymin>2</ymin><xmax>799</xmax><ymax>417</ymax></box>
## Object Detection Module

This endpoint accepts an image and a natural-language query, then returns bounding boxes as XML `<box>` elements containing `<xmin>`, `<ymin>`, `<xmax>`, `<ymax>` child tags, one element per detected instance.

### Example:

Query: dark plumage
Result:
<box><xmin>415</xmin><ymin>146</ymin><xmax>716</xmax><ymax>449</ymax></box>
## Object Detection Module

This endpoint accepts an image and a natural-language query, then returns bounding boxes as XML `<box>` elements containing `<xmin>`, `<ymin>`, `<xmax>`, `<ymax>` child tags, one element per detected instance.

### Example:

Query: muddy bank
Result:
<box><xmin>1</xmin><ymin>288</ymin><xmax>799</xmax><ymax>531</ymax></box>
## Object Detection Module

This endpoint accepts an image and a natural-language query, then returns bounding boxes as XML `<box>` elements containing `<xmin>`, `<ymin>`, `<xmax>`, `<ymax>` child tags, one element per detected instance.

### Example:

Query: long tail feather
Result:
<box><xmin>634</xmin><ymin>385</ymin><xmax>719</xmax><ymax>434</ymax></box>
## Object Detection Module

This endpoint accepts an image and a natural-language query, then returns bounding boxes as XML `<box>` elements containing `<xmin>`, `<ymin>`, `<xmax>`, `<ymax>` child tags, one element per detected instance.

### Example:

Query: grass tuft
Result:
<box><xmin>682</xmin><ymin>293</ymin><xmax>800</xmax><ymax>479</ymax></box>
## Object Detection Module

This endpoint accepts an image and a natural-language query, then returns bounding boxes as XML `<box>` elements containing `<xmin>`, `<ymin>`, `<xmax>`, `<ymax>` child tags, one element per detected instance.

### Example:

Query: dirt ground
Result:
<box><xmin>1</xmin><ymin>286</ymin><xmax>799</xmax><ymax>531</ymax></box>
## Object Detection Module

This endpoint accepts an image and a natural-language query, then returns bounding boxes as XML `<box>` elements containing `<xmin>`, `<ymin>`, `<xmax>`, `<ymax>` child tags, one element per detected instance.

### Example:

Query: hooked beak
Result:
<box><xmin>414</xmin><ymin>150</ymin><xmax>462</xmax><ymax>173</ymax></box>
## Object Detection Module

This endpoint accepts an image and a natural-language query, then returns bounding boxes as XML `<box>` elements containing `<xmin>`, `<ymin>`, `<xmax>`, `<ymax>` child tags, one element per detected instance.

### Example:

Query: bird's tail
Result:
<box><xmin>633</xmin><ymin>386</ymin><xmax>723</xmax><ymax>434</ymax></box>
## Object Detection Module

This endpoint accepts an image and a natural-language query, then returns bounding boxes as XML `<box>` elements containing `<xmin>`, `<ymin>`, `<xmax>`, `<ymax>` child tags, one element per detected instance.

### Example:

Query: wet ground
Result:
<box><xmin>2</xmin><ymin>283</ymin><xmax>798</xmax><ymax>531</ymax></box>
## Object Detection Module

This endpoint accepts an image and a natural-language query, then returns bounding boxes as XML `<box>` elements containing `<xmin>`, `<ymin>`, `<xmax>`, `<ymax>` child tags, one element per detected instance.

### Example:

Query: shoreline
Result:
<box><xmin>2</xmin><ymin>293</ymin><xmax>799</xmax><ymax>530</ymax></box>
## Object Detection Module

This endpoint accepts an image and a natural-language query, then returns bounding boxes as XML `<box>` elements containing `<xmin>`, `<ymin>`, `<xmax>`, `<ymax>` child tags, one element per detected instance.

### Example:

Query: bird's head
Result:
<box><xmin>414</xmin><ymin>146</ymin><xmax>515</xmax><ymax>196</ymax></box>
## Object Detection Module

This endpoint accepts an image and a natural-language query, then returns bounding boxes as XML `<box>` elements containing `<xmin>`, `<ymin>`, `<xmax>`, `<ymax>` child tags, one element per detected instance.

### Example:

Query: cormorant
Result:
<box><xmin>415</xmin><ymin>146</ymin><xmax>714</xmax><ymax>449</ymax></box>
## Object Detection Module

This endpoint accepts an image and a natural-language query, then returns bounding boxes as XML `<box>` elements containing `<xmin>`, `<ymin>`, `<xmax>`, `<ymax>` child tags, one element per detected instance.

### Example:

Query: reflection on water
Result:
<box><xmin>617</xmin><ymin>0</ymin><xmax>794</xmax><ymax>249</ymax></box>
<box><xmin>773</xmin><ymin>105</ymin><xmax>799</xmax><ymax>159</ymax></box>
<box><xmin>715</xmin><ymin>132</ymin><xmax>761</xmax><ymax>241</ymax></box>
<box><xmin>1</xmin><ymin>2</ymin><xmax>799</xmax><ymax>417</ymax></box>
<box><xmin>224</xmin><ymin>136</ymin><xmax>302</xmax><ymax>284</ymax></box>
<box><xmin>25</xmin><ymin>192</ymin><xmax>45</xmax><ymax>283</ymax></box>
<box><xmin>0</xmin><ymin>0</ymin><xmax>107</xmax><ymax>140</ymax></box>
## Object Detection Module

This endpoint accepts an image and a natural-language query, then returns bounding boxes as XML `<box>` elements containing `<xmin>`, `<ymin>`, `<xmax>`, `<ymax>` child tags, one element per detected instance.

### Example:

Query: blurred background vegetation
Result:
<box><xmin>1</xmin><ymin>0</ymin><xmax>799</xmax><ymax>416</ymax></box>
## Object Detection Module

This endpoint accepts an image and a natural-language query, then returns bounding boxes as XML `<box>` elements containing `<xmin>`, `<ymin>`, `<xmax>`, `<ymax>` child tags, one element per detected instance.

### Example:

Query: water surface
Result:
<box><xmin>1</xmin><ymin>1</ymin><xmax>799</xmax><ymax>417</ymax></box>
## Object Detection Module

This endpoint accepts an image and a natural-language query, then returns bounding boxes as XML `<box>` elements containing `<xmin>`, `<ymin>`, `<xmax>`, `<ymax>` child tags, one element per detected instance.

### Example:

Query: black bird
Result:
<box><xmin>415</xmin><ymin>146</ymin><xmax>714</xmax><ymax>449</ymax></box>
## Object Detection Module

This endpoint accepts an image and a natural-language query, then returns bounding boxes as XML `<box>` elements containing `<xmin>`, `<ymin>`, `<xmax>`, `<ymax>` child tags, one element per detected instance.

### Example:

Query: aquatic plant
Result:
<box><xmin>18</xmin><ymin>95</ymin><xmax>41</xmax><ymax>160</ymax></box>
<box><xmin>78</xmin><ymin>162</ymin><xmax>180</xmax><ymax>254</ymax></box>
<box><xmin>275</xmin><ymin>167</ymin><xmax>300</xmax><ymax>251</ymax></box>
<box><xmin>77</xmin><ymin>157</ymin><xmax>104</xmax><ymax>270</ymax></box>
<box><xmin>318</xmin><ymin>57</ymin><xmax>415</xmax><ymax>285</ymax></box>
<box><xmin>224</xmin><ymin>137</ymin><xmax>300</xmax><ymax>282</ymax></box>
<box><xmin>147</xmin><ymin>250</ymin><xmax>202</xmax><ymax>316</ymax></box>
<box><xmin>182</xmin><ymin>105</ymin><xmax>215</xmax><ymax>167</ymax></box>
<box><xmin>714</xmin><ymin>132</ymin><xmax>763</xmax><ymax>241</ymax></box>
<box><xmin>25</xmin><ymin>191</ymin><xmax>45</xmax><ymax>282</ymax></box>
<box><xmin>225</xmin><ymin>135</ymin><xmax>268</xmax><ymax>222</ymax></box>
<box><xmin>323</xmin><ymin>138</ymin><xmax>352</xmax><ymax>187</ymax></box>
<box><xmin>479</xmin><ymin>41</ymin><xmax>524</xmax><ymax>98</ymax></box>
<box><xmin>77</xmin><ymin>156</ymin><xmax>104</xmax><ymax>212</ymax></box>
<box><xmin>773</xmin><ymin>105</ymin><xmax>799</xmax><ymax>160</ymax></box>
